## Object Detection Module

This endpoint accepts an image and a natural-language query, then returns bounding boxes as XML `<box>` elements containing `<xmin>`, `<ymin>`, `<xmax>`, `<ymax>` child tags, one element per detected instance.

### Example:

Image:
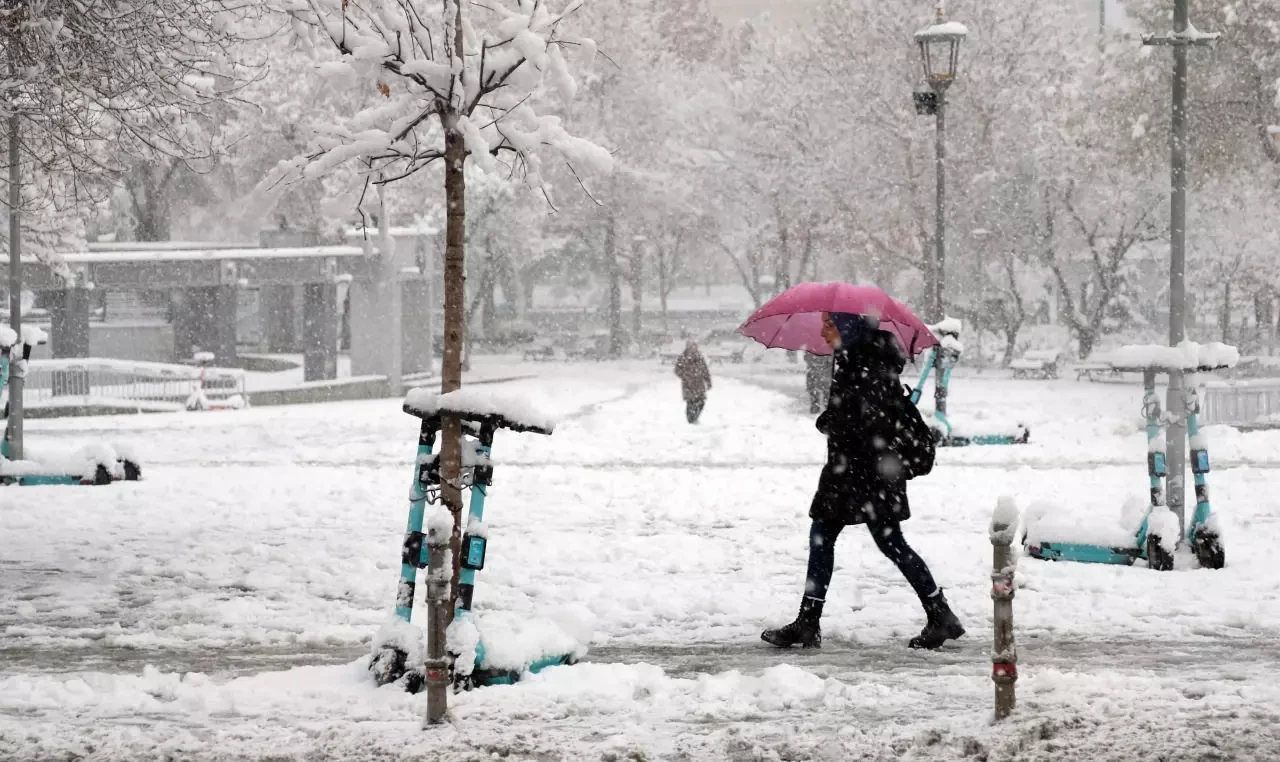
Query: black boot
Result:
<box><xmin>909</xmin><ymin>589</ymin><xmax>965</xmax><ymax>649</ymax></box>
<box><xmin>761</xmin><ymin>595</ymin><xmax>823</xmax><ymax>649</ymax></box>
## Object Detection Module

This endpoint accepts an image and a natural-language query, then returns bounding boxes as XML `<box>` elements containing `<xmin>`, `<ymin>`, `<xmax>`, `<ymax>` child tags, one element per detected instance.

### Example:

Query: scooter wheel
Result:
<box><xmin>123</xmin><ymin>460</ymin><xmax>142</xmax><ymax>481</ymax></box>
<box><xmin>92</xmin><ymin>464</ymin><xmax>113</xmax><ymax>486</ymax></box>
<box><xmin>1192</xmin><ymin>530</ymin><xmax>1225</xmax><ymax>570</ymax></box>
<box><xmin>370</xmin><ymin>646</ymin><xmax>407</xmax><ymax>687</ymax></box>
<box><xmin>1146</xmin><ymin>534</ymin><xmax>1174</xmax><ymax>572</ymax></box>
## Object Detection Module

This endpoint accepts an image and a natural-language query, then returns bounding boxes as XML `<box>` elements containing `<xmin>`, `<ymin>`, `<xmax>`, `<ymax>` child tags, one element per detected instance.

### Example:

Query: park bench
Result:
<box><xmin>1010</xmin><ymin>349</ymin><xmax>1063</xmax><ymax>380</ymax></box>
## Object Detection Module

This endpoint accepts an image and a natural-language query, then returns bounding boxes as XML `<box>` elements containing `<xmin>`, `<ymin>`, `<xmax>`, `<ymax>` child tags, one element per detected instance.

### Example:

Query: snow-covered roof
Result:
<box><xmin>343</xmin><ymin>225</ymin><xmax>438</xmax><ymax>239</ymax></box>
<box><xmin>87</xmin><ymin>241</ymin><xmax>256</xmax><ymax>252</ymax></box>
<box><xmin>27</xmin><ymin>245</ymin><xmax>367</xmax><ymax>265</ymax></box>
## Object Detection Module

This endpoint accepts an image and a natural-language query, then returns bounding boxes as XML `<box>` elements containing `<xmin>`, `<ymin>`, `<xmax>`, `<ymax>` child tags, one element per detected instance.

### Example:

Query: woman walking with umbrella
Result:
<box><xmin>738</xmin><ymin>284</ymin><xmax>965</xmax><ymax>650</ymax></box>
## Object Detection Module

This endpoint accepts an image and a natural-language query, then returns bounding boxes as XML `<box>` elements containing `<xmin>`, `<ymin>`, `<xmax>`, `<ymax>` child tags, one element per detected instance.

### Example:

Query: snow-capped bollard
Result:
<box><xmin>990</xmin><ymin>496</ymin><xmax>1019</xmax><ymax>721</ymax></box>
<box><xmin>423</xmin><ymin>510</ymin><xmax>452</xmax><ymax>726</ymax></box>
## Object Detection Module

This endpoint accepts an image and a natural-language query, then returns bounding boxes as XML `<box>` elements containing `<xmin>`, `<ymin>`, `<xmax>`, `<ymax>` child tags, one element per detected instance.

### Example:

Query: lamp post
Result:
<box><xmin>913</xmin><ymin>3</ymin><xmax>967</xmax><ymax>416</ymax></box>
<box><xmin>1142</xmin><ymin>0</ymin><xmax>1219</xmax><ymax>538</ymax></box>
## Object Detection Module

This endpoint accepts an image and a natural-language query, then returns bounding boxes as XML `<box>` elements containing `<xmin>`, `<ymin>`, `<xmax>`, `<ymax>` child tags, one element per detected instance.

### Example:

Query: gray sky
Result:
<box><xmin>708</xmin><ymin>0</ymin><xmax>1132</xmax><ymax>28</ymax></box>
<box><xmin>706</xmin><ymin>0</ymin><xmax>820</xmax><ymax>23</ymax></box>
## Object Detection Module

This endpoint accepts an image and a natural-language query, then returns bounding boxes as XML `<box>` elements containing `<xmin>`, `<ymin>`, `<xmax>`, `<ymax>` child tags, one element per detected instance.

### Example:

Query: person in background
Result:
<box><xmin>805</xmin><ymin>351</ymin><xmax>833</xmax><ymax>414</ymax></box>
<box><xmin>674</xmin><ymin>341</ymin><xmax>712</xmax><ymax>424</ymax></box>
<box><xmin>761</xmin><ymin>311</ymin><xmax>963</xmax><ymax>650</ymax></box>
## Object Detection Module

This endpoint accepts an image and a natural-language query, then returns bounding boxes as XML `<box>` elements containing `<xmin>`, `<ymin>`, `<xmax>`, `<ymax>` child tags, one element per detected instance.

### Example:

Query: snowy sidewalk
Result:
<box><xmin>2</xmin><ymin>362</ymin><xmax>1278</xmax><ymax>760</ymax></box>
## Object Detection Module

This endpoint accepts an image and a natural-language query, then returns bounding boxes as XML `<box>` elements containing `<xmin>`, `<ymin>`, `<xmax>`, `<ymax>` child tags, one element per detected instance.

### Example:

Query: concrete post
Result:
<box><xmin>262</xmin><ymin>285</ymin><xmax>299</xmax><ymax>353</ymax></box>
<box><xmin>302</xmin><ymin>282</ymin><xmax>338</xmax><ymax>382</ymax></box>
<box><xmin>990</xmin><ymin>496</ymin><xmax>1019</xmax><ymax>720</ymax></box>
<box><xmin>175</xmin><ymin>286</ymin><xmax>238</xmax><ymax>365</ymax></box>
<box><xmin>210</xmin><ymin>285</ymin><xmax>239</xmax><ymax>365</ymax></box>
<box><xmin>401</xmin><ymin>280</ymin><xmax>433</xmax><ymax>375</ymax></box>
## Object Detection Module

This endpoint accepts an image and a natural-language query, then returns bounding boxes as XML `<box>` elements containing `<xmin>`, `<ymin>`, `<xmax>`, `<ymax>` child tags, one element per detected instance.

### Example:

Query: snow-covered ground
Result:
<box><xmin>2</xmin><ymin>360</ymin><xmax>1279</xmax><ymax>760</ymax></box>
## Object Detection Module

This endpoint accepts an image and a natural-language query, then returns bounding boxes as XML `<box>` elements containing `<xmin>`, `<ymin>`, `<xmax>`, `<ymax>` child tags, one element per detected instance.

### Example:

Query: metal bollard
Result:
<box><xmin>990</xmin><ymin>496</ymin><xmax>1019</xmax><ymax>720</ymax></box>
<box><xmin>423</xmin><ymin>518</ymin><xmax>452</xmax><ymax>725</ymax></box>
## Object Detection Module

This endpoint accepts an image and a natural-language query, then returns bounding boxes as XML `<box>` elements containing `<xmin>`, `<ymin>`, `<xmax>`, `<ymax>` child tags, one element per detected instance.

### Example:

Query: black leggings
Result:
<box><xmin>804</xmin><ymin>518</ymin><xmax>938</xmax><ymax>602</ymax></box>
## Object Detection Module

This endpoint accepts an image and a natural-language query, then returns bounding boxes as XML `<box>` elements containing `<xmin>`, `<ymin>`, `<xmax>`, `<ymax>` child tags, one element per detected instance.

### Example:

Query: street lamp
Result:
<box><xmin>913</xmin><ymin>3</ymin><xmax>967</xmax><ymax>416</ymax></box>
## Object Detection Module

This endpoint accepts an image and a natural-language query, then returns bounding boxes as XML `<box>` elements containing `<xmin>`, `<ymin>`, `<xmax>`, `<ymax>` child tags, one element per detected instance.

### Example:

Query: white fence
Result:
<box><xmin>21</xmin><ymin>358</ymin><xmax>246</xmax><ymax>411</ymax></box>
<box><xmin>1199</xmin><ymin>380</ymin><xmax>1280</xmax><ymax>428</ymax></box>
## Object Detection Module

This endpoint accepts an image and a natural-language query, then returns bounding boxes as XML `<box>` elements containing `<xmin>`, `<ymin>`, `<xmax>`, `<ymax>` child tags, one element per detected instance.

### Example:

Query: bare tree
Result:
<box><xmin>272</xmin><ymin>0</ymin><xmax>609</xmax><ymax>719</ymax></box>
<box><xmin>1042</xmin><ymin>183</ymin><xmax>1164</xmax><ymax>358</ymax></box>
<box><xmin>2</xmin><ymin>0</ymin><xmax>264</xmax><ymax>458</ymax></box>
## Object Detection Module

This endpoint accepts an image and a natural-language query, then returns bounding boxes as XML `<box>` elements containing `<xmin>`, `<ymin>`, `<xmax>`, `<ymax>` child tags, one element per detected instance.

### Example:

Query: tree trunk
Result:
<box><xmin>439</xmin><ymin>116</ymin><xmax>467</xmax><ymax>622</ymax></box>
<box><xmin>605</xmin><ymin>213</ymin><xmax>622</xmax><ymax>357</ymax></box>
<box><xmin>1002</xmin><ymin>323</ymin><xmax>1019</xmax><ymax>368</ymax></box>
<box><xmin>1077</xmin><ymin>329</ymin><xmax>1097</xmax><ymax>360</ymax></box>
<box><xmin>629</xmin><ymin>247</ymin><xmax>643</xmax><ymax>349</ymax></box>
<box><xmin>462</xmin><ymin>261</ymin><xmax>492</xmax><ymax>373</ymax></box>
<box><xmin>129</xmin><ymin>161</ymin><xmax>176</xmax><ymax>241</ymax></box>
<box><xmin>657</xmin><ymin>251</ymin><xmax>670</xmax><ymax>336</ymax></box>
<box><xmin>1222</xmin><ymin>281</ymin><xmax>1231</xmax><ymax>344</ymax></box>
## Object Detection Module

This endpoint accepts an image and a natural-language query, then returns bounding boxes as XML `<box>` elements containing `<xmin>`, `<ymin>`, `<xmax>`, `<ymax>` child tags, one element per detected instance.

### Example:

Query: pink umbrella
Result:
<box><xmin>737</xmin><ymin>282</ymin><xmax>939</xmax><ymax>357</ymax></box>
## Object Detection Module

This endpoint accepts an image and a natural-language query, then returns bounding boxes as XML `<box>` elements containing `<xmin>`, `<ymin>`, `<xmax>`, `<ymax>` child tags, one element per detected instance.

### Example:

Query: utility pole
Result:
<box><xmin>1143</xmin><ymin>1</ymin><xmax>1219</xmax><ymax>538</ymax></box>
<box><xmin>7</xmin><ymin>51</ymin><xmax>24</xmax><ymax>461</ymax></box>
<box><xmin>913</xmin><ymin>5</ymin><xmax>966</xmax><ymax>417</ymax></box>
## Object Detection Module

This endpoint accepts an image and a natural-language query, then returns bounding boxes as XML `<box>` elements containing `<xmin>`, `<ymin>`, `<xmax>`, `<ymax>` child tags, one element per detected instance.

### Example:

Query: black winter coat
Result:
<box><xmin>809</xmin><ymin>333</ymin><xmax>916</xmax><ymax>526</ymax></box>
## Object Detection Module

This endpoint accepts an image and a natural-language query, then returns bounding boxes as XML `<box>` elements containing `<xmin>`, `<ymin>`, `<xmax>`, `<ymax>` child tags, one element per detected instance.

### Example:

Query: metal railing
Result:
<box><xmin>21</xmin><ymin>358</ymin><xmax>246</xmax><ymax>410</ymax></box>
<box><xmin>1199</xmin><ymin>380</ymin><xmax>1280</xmax><ymax>427</ymax></box>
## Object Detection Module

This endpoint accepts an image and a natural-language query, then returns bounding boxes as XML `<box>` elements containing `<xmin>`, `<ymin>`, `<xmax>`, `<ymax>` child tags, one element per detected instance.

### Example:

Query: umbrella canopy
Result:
<box><xmin>736</xmin><ymin>282</ymin><xmax>939</xmax><ymax>357</ymax></box>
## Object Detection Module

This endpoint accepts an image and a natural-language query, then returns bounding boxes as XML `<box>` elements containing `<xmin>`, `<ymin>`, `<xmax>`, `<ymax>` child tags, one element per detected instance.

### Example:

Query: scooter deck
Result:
<box><xmin>1026</xmin><ymin>541</ymin><xmax>1141</xmax><ymax>566</ymax></box>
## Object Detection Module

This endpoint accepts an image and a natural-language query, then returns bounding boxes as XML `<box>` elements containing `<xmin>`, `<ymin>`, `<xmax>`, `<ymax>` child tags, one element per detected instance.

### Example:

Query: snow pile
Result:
<box><xmin>930</xmin><ymin>317</ymin><xmax>963</xmax><ymax>338</ymax></box>
<box><xmin>404</xmin><ymin>387</ymin><xmax>557</xmax><ymax>432</ymax></box>
<box><xmin>427</xmin><ymin>506</ymin><xmax>453</xmax><ymax>539</ymax></box>
<box><xmin>1110</xmin><ymin>341</ymin><xmax>1239</xmax><ymax>371</ymax></box>
<box><xmin>447</xmin><ymin>614</ymin><xmax>482</xmax><ymax>677</ymax></box>
<box><xmin>990</xmin><ymin>496</ymin><xmax>1021</xmax><ymax>544</ymax></box>
<box><xmin>924</xmin><ymin>410</ymin><xmax>1027</xmax><ymax>440</ymax></box>
<box><xmin>448</xmin><ymin>604</ymin><xmax>595</xmax><ymax>676</ymax></box>
<box><xmin>1023</xmin><ymin>497</ymin><xmax>1146</xmax><ymax>548</ymax></box>
<box><xmin>21</xmin><ymin>324</ymin><xmax>47</xmax><ymax>345</ymax></box>
<box><xmin>370</xmin><ymin>616</ymin><xmax>424</xmax><ymax>667</ymax></box>
<box><xmin>1</xmin><ymin>442</ymin><xmax>125</xmax><ymax>478</ymax></box>
<box><xmin>1145</xmin><ymin>509</ymin><xmax>1181</xmax><ymax>554</ymax></box>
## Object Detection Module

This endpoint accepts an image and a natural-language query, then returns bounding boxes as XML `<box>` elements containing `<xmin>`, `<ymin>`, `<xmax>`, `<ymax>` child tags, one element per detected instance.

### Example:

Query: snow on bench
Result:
<box><xmin>1010</xmin><ymin>349</ymin><xmax>1063</xmax><ymax>379</ymax></box>
<box><xmin>403</xmin><ymin>387</ymin><xmax>557</xmax><ymax>434</ymax></box>
<box><xmin>1108</xmin><ymin>341</ymin><xmax>1239</xmax><ymax>372</ymax></box>
<box><xmin>1074</xmin><ymin>361</ymin><xmax>1123</xmax><ymax>382</ymax></box>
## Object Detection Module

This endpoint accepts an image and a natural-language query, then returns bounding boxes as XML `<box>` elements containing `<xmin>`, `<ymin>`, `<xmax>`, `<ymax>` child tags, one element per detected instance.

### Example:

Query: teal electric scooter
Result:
<box><xmin>369</xmin><ymin>395</ymin><xmax>573</xmax><ymax>691</ymax></box>
<box><xmin>1</xmin><ymin>330</ymin><xmax>142</xmax><ymax>486</ymax></box>
<box><xmin>910</xmin><ymin>322</ymin><xmax>1030</xmax><ymax>447</ymax></box>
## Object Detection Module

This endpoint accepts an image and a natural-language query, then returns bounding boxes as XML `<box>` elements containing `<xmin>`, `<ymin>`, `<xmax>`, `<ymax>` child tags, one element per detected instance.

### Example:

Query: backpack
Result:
<box><xmin>892</xmin><ymin>387</ymin><xmax>936</xmax><ymax>480</ymax></box>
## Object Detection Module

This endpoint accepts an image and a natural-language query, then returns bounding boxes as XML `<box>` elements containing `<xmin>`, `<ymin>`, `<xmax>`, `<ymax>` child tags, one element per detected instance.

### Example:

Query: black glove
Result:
<box><xmin>815</xmin><ymin>409</ymin><xmax>831</xmax><ymax>435</ymax></box>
